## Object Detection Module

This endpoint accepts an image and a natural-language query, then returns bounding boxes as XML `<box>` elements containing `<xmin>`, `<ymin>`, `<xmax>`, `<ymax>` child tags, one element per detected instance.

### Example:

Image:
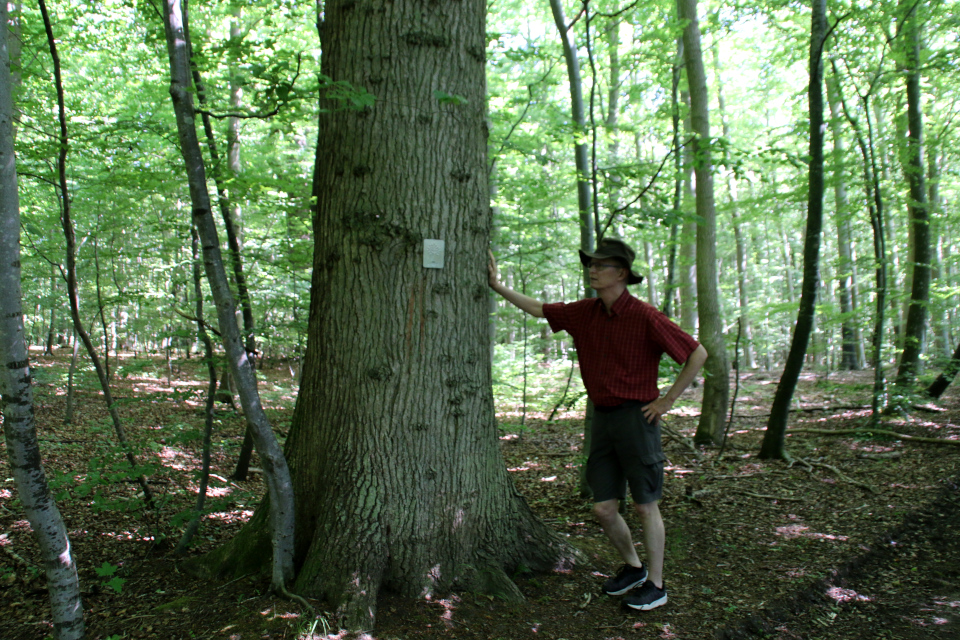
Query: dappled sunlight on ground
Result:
<box><xmin>206</xmin><ymin>509</ymin><xmax>253</xmax><ymax>524</ymax></box>
<box><xmin>508</xmin><ymin>461</ymin><xmax>542</xmax><ymax>472</ymax></box>
<box><xmin>159</xmin><ymin>446</ymin><xmax>200</xmax><ymax>471</ymax></box>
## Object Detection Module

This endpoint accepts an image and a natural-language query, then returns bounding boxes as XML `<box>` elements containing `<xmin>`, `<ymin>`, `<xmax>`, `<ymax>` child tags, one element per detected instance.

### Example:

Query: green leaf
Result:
<box><xmin>106</xmin><ymin>577</ymin><xmax>126</xmax><ymax>594</ymax></box>
<box><xmin>434</xmin><ymin>90</ymin><xmax>469</xmax><ymax>106</ymax></box>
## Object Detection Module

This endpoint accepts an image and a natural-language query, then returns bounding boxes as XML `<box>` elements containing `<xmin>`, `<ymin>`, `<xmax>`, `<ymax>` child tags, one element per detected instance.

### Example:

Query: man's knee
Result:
<box><xmin>593</xmin><ymin>499</ymin><xmax>620</xmax><ymax>524</ymax></box>
<box><xmin>633</xmin><ymin>500</ymin><xmax>660</xmax><ymax>520</ymax></box>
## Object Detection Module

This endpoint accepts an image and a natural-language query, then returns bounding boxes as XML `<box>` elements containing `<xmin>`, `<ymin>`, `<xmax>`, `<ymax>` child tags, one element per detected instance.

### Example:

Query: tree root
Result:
<box><xmin>788</xmin><ymin>427</ymin><xmax>960</xmax><ymax>446</ymax></box>
<box><xmin>800</xmin><ymin>459</ymin><xmax>879</xmax><ymax>494</ymax></box>
<box><xmin>276</xmin><ymin>583</ymin><xmax>315</xmax><ymax>613</ymax></box>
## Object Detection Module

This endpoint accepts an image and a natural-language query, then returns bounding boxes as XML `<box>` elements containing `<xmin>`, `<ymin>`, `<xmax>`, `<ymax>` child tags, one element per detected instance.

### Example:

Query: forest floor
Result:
<box><xmin>1</xmin><ymin>354</ymin><xmax>959</xmax><ymax>640</ymax></box>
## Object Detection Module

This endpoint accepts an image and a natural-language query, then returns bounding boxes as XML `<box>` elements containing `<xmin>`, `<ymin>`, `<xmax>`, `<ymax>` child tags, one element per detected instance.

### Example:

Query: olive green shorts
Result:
<box><xmin>587</xmin><ymin>401</ymin><xmax>666</xmax><ymax>505</ymax></box>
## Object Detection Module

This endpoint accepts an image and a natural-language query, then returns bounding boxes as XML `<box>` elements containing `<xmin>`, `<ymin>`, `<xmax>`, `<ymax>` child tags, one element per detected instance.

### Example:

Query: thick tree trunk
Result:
<box><xmin>161</xmin><ymin>0</ymin><xmax>295</xmax><ymax>593</ymax></box>
<box><xmin>679</xmin><ymin>0</ymin><xmax>728</xmax><ymax>445</ymax></box>
<box><xmin>0</xmin><ymin>10</ymin><xmax>85</xmax><ymax>636</ymax></box>
<box><xmin>894</xmin><ymin>2</ymin><xmax>930</xmax><ymax>390</ymax></box>
<box><xmin>761</xmin><ymin>0</ymin><xmax>827</xmax><ymax>459</ymax></box>
<box><xmin>926</xmin><ymin>340</ymin><xmax>960</xmax><ymax>399</ymax></box>
<box><xmin>274</xmin><ymin>0</ymin><xmax>580</xmax><ymax>628</ymax></box>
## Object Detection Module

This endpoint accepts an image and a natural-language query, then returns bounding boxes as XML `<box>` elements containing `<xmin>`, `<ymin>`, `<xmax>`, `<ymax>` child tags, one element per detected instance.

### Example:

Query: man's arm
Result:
<box><xmin>488</xmin><ymin>250</ymin><xmax>545</xmax><ymax>318</ymax></box>
<box><xmin>641</xmin><ymin>344</ymin><xmax>708</xmax><ymax>422</ymax></box>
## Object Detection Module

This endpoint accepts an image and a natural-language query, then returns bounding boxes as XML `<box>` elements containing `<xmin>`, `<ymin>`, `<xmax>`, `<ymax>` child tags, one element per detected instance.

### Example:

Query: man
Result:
<box><xmin>488</xmin><ymin>237</ymin><xmax>708</xmax><ymax>611</ymax></box>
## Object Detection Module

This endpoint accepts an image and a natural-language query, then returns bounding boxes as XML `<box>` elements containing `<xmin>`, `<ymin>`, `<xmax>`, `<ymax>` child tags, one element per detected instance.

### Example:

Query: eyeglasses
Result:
<box><xmin>588</xmin><ymin>262</ymin><xmax>621</xmax><ymax>271</ymax></box>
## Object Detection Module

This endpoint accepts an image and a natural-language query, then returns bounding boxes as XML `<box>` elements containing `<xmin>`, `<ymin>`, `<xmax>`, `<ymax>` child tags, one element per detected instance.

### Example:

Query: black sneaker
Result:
<box><xmin>603</xmin><ymin>564</ymin><xmax>648</xmax><ymax>596</ymax></box>
<box><xmin>623</xmin><ymin>580</ymin><xmax>668</xmax><ymax>611</ymax></box>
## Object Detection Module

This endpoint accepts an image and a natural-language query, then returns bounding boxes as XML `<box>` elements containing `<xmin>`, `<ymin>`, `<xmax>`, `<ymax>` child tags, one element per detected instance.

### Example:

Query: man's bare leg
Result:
<box><xmin>634</xmin><ymin>500</ymin><xmax>664</xmax><ymax>588</ymax></box>
<box><xmin>593</xmin><ymin>499</ymin><xmax>642</xmax><ymax>567</ymax></box>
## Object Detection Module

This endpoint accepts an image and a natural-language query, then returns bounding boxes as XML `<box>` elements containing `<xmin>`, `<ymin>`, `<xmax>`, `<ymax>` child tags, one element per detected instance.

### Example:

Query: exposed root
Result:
<box><xmin>789</xmin><ymin>427</ymin><xmax>960</xmax><ymax>446</ymax></box>
<box><xmin>276</xmin><ymin>583</ymin><xmax>315</xmax><ymax>613</ymax></box>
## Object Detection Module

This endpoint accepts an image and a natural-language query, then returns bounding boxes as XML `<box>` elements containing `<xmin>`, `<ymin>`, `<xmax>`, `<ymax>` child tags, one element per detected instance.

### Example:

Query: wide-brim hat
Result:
<box><xmin>578</xmin><ymin>237</ymin><xmax>644</xmax><ymax>285</ymax></box>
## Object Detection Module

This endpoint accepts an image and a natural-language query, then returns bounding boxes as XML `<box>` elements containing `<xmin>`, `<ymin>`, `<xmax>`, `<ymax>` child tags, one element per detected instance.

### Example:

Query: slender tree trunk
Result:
<box><xmin>826</xmin><ymin>72</ymin><xmax>861</xmax><ymax>371</ymax></box>
<box><xmin>549</xmin><ymin>0</ymin><xmax>597</xmax><ymax>496</ymax></box>
<box><xmin>176</xmin><ymin>228</ymin><xmax>218</xmax><ymax>554</ymax></box>
<box><xmin>65</xmin><ymin>331</ymin><xmax>80</xmax><ymax>425</ymax></box>
<box><xmin>161</xmin><ymin>0</ymin><xmax>295</xmax><ymax>593</ymax></box>
<box><xmin>831</xmin><ymin>59</ymin><xmax>889</xmax><ymax>425</ymax></box>
<box><xmin>894</xmin><ymin>1</ymin><xmax>930</xmax><ymax>390</ymax></box>
<box><xmin>679</xmin><ymin>0</ymin><xmax>728</xmax><ymax>445</ymax></box>
<box><xmin>186</xmin><ymin>22</ymin><xmax>258</xmax><ymax>477</ymax></box>
<box><xmin>0</xmin><ymin>9</ymin><xmax>85</xmax><ymax>636</ymax></box>
<box><xmin>45</xmin><ymin>268</ymin><xmax>56</xmax><ymax>355</ymax></box>
<box><xmin>713</xmin><ymin>40</ymin><xmax>755</xmax><ymax>369</ymax></box>
<box><xmin>663</xmin><ymin>25</ymin><xmax>684</xmax><ymax>319</ymax></box>
<box><xmin>40</xmin><ymin>0</ymin><xmax>153</xmax><ymax>504</ymax></box>
<box><xmin>761</xmin><ymin>0</ymin><xmax>827</xmax><ymax>459</ymax></box>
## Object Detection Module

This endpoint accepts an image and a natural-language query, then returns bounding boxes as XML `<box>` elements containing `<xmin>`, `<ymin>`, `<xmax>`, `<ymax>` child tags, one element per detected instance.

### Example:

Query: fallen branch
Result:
<box><xmin>788</xmin><ymin>427</ymin><xmax>960</xmax><ymax>446</ymax></box>
<box><xmin>735</xmin><ymin>490</ymin><xmax>803</xmax><ymax>502</ymax></box>
<box><xmin>662</xmin><ymin>423</ymin><xmax>698</xmax><ymax>454</ymax></box>
<box><xmin>858</xmin><ymin>451</ymin><xmax>902</xmax><ymax>460</ymax></box>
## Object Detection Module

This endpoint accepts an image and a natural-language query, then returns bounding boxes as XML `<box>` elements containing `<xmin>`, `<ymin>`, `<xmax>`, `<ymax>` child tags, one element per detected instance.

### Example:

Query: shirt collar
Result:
<box><xmin>594</xmin><ymin>288</ymin><xmax>633</xmax><ymax>316</ymax></box>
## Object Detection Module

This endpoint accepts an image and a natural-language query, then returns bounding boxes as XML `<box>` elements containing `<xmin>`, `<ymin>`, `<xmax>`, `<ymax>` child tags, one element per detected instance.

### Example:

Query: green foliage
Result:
<box><xmin>94</xmin><ymin>562</ymin><xmax>126</xmax><ymax>594</ymax></box>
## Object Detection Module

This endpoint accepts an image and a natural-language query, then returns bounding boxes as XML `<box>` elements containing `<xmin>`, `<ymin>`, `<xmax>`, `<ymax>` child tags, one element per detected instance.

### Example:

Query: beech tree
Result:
<box><xmin>761</xmin><ymin>0</ymin><xmax>828</xmax><ymax>459</ymax></box>
<box><xmin>160</xmin><ymin>0</ymin><xmax>296</xmax><ymax>594</ymax></box>
<box><xmin>678</xmin><ymin>0</ymin><xmax>729</xmax><ymax>445</ymax></box>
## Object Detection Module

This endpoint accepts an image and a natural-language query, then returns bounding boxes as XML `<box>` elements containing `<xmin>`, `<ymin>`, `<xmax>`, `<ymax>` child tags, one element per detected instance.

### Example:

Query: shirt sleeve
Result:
<box><xmin>650</xmin><ymin>311</ymin><xmax>700</xmax><ymax>364</ymax></box>
<box><xmin>542</xmin><ymin>301</ymin><xmax>574</xmax><ymax>335</ymax></box>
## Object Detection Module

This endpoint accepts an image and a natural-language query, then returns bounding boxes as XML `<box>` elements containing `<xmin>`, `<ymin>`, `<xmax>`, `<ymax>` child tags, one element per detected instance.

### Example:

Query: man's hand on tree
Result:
<box><xmin>488</xmin><ymin>249</ymin><xmax>500</xmax><ymax>288</ymax></box>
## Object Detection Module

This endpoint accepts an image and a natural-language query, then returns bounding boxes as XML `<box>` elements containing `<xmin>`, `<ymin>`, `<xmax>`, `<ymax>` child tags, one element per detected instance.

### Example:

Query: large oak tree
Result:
<box><xmin>201</xmin><ymin>0</ymin><xmax>577</xmax><ymax>629</ymax></box>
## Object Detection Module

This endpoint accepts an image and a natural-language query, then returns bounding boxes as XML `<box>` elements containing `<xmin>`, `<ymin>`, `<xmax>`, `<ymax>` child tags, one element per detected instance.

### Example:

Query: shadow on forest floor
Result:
<box><xmin>1</xmin><ymin>357</ymin><xmax>958</xmax><ymax>640</ymax></box>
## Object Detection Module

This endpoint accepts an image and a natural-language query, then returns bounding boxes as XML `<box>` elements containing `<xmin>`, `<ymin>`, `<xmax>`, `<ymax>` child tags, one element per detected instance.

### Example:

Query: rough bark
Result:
<box><xmin>894</xmin><ymin>1</ymin><xmax>930</xmax><ymax>390</ymax></box>
<box><xmin>1</xmin><ymin>8</ymin><xmax>85</xmax><ymax>636</ymax></box>
<box><xmin>217</xmin><ymin>0</ymin><xmax>581</xmax><ymax>628</ymax></box>
<box><xmin>678</xmin><ymin>0</ymin><xmax>728</xmax><ymax>445</ymax></box>
<box><xmin>161</xmin><ymin>0</ymin><xmax>295</xmax><ymax>593</ymax></box>
<box><xmin>761</xmin><ymin>0</ymin><xmax>827</xmax><ymax>459</ymax></box>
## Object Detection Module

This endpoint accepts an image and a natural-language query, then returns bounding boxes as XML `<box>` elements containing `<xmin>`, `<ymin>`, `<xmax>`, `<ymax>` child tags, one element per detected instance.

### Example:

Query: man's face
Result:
<box><xmin>588</xmin><ymin>259</ymin><xmax>627</xmax><ymax>290</ymax></box>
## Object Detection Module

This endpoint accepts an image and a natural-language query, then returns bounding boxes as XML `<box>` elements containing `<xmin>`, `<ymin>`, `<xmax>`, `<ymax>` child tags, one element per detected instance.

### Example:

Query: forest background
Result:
<box><xmin>2</xmin><ymin>0</ymin><xmax>960</xmax><ymax>637</ymax></box>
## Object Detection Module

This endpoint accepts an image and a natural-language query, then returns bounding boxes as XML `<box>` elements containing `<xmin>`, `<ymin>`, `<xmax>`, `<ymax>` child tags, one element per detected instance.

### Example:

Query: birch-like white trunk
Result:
<box><xmin>1</xmin><ymin>9</ymin><xmax>84</xmax><ymax>636</ymax></box>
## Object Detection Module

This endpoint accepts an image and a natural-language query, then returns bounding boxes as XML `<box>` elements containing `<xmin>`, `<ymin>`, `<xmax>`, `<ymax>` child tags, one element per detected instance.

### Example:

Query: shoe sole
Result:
<box><xmin>604</xmin><ymin>569</ymin><xmax>648</xmax><ymax>596</ymax></box>
<box><xmin>625</xmin><ymin>593</ymin><xmax>667</xmax><ymax>611</ymax></box>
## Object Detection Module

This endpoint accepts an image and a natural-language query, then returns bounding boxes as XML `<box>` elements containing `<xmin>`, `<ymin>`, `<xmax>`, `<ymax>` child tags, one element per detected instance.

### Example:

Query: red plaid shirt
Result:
<box><xmin>543</xmin><ymin>290</ymin><xmax>700</xmax><ymax>406</ymax></box>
